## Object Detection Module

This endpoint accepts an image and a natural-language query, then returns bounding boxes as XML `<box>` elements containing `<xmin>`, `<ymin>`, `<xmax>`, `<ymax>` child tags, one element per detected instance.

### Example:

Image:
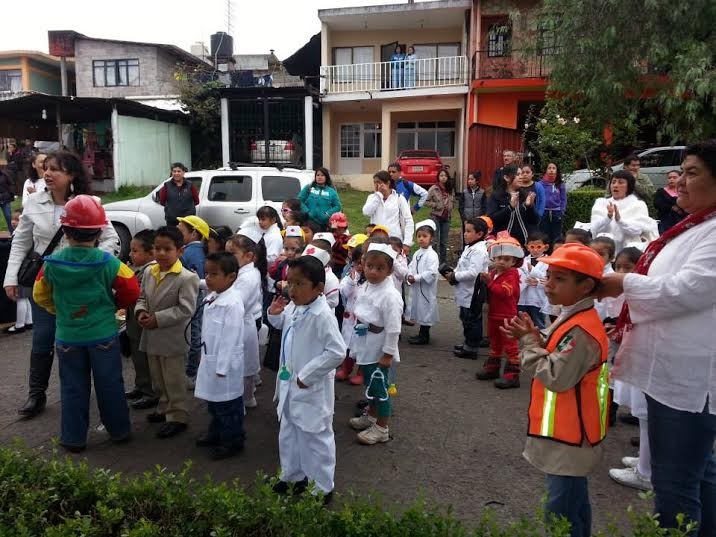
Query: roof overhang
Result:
<box><xmin>318</xmin><ymin>0</ymin><xmax>470</xmax><ymax>31</ymax></box>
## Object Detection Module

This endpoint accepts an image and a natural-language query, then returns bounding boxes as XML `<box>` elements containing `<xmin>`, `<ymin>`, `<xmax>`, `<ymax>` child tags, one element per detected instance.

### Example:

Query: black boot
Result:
<box><xmin>408</xmin><ymin>325</ymin><xmax>430</xmax><ymax>345</ymax></box>
<box><xmin>18</xmin><ymin>351</ymin><xmax>54</xmax><ymax>419</ymax></box>
<box><xmin>608</xmin><ymin>388</ymin><xmax>618</xmax><ymax>427</ymax></box>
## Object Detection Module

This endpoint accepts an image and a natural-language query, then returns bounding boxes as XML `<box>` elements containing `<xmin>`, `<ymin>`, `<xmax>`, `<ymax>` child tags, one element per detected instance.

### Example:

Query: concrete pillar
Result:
<box><xmin>381</xmin><ymin>106</ymin><xmax>391</xmax><ymax>170</ymax></box>
<box><xmin>220</xmin><ymin>97</ymin><xmax>230</xmax><ymax>167</ymax></box>
<box><xmin>304</xmin><ymin>95</ymin><xmax>313</xmax><ymax>170</ymax></box>
<box><xmin>111</xmin><ymin>105</ymin><xmax>120</xmax><ymax>191</ymax></box>
<box><xmin>457</xmin><ymin>105</ymin><xmax>466</xmax><ymax>189</ymax></box>
<box><xmin>60</xmin><ymin>57</ymin><xmax>68</xmax><ymax>96</ymax></box>
<box><xmin>322</xmin><ymin>106</ymin><xmax>331</xmax><ymax>170</ymax></box>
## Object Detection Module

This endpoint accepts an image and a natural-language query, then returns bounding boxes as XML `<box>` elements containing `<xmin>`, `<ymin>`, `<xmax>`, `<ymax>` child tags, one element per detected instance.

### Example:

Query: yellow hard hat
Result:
<box><xmin>345</xmin><ymin>233</ymin><xmax>368</xmax><ymax>249</ymax></box>
<box><xmin>176</xmin><ymin>215</ymin><xmax>210</xmax><ymax>240</ymax></box>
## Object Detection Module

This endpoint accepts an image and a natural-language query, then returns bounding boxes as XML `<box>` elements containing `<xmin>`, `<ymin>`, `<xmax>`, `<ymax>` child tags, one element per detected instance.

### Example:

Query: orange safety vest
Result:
<box><xmin>527</xmin><ymin>307</ymin><xmax>610</xmax><ymax>447</ymax></box>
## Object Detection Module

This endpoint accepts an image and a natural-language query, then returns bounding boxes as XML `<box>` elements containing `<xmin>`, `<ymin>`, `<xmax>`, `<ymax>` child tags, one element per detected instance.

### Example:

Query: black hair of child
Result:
<box><xmin>311</xmin><ymin>239</ymin><xmax>332</xmax><ymax>252</ymax></box>
<box><xmin>465</xmin><ymin>217</ymin><xmax>489</xmax><ymax>235</ymax></box>
<box><xmin>591</xmin><ymin>235</ymin><xmax>617</xmax><ymax>261</ymax></box>
<box><xmin>351</xmin><ymin>244</ymin><xmax>364</xmax><ymax>263</ymax></box>
<box><xmin>156</xmin><ymin>226</ymin><xmax>184</xmax><ymax>248</ymax></box>
<box><xmin>388</xmin><ymin>236</ymin><xmax>403</xmax><ymax>250</ymax></box>
<box><xmin>133</xmin><ymin>229</ymin><xmax>156</xmax><ymax>252</ymax></box>
<box><xmin>302</xmin><ymin>219</ymin><xmax>321</xmax><ymax>235</ymax></box>
<box><xmin>564</xmin><ymin>228</ymin><xmax>592</xmax><ymax>245</ymax></box>
<box><xmin>617</xmin><ymin>246</ymin><xmax>642</xmax><ymax>265</ymax></box>
<box><xmin>288</xmin><ymin>255</ymin><xmax>325</xmax><ymax>286</ymax></box>
<box><xmin>228</xmin><ymin>234</ymin><xmax>269</xmax><ymax>292</ymax></box>
<box><xmin>416</xmin><ymin>225</ymin><xmax>435</xmax><ymax>237</ymax></box>
<box><xmin>63</xmin><ymin>226</ymin><xmax>102</xmax><ymax>243</ymax></box>
<box><xmin>256</xmin><ymin>206</ymin><xmax>283</xmax><ymax>230</ymax></box>
<box><xmin>527</xmin><ymin>230</ymin><xmax>550</xmax><ymax>244</ymax></box>
<box><xmin>206</xmin><ymin>251</ymin><xmax>239</xmax><ymax>275</ymax></box>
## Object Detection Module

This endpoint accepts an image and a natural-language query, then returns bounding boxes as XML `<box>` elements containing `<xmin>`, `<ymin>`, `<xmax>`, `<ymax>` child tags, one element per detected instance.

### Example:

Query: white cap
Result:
<box><xmin>314</xmin><ymin>232</ymin><xmax>336</xmax><ymax>247</ymax></box>
<box><xmin>284</xmin><ymin>225</ymin><xmax>304</xmax><ymax>239</ymax></box>
<box><xmin>367</xmin><ymin>242</ymin><xmax>397</xmax><ymax>260</ymax></box>
<box><xmin>489</xmin><ymin>241</ymin><xmax>525</xmax><ymax>260</ymax></box>
<box><xmin>595</xmin><ymin>232</ymin><xmax>615</xmax><ymax>240</ymax></box>
<box><xmin>302</xmin><ymin>245</ymin><xmax>331</xmax><ymax>267</ymax></box>
<box><xmin>415</xmin><ymin>219</ymin><xmax>437</xmax><ymax>232</ymax></box>
<box><xmin>238</xmin><ymin>225</ymin><xmax>264</xmax><ymax>244</ymax></box>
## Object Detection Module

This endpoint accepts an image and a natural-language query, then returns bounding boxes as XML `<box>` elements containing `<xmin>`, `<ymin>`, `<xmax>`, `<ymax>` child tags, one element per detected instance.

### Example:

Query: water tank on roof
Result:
<box><xmin>210</xmin><ymin>32</ymin><xmax>234</xmax><ymax>60</ymax></box>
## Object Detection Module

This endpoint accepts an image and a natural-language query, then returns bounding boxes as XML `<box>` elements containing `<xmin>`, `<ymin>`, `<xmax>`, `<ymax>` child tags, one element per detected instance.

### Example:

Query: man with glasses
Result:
<box><xmin>388</xmin><ymin>162</ymin><xmax>428</xmax><ymax>215</ymax></box>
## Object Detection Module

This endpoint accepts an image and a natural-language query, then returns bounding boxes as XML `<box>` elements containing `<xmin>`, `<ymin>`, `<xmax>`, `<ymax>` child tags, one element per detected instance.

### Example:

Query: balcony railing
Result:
<box><xmin>321</xmin><ymin>55</ymin><xmax>468</xmax><ymax>95</ymax></box>
<box><xmin>474</xmin><ymin>48</ymin><xmax>559</xmax><ymax>80</ymax></box>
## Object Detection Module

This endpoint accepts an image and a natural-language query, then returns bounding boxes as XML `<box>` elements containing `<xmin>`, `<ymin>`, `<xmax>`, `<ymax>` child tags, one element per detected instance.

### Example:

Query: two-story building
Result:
<box><xmin>0</xmin><ymin>50</ymin><xmax>74</xmax><ymax>99</ymax></box>
<box><xmin>319</xmin><ymin>0</ymin><xmax>471</xmax><ymax>189</ymax></box>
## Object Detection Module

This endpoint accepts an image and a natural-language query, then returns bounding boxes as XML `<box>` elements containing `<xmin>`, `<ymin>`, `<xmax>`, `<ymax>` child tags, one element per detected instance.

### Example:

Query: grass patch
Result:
<box><xmin>99</xmin><ymin>185</ymin><xmax>153</xmax><ymax>204</ymax></box>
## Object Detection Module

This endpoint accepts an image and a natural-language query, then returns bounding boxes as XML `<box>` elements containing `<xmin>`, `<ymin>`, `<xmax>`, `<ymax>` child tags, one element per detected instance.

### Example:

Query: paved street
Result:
<box><xmin>0</xmin><ymin>281</ymin><xmax>644</xmax><ymax>530</ymax></box>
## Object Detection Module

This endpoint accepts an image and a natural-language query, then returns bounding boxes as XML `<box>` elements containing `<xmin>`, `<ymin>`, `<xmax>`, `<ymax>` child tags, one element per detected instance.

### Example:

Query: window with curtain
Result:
<box><xmin>0</xmin><ymin>70</ymin><xmax>22</xmax><ymax>92</ymax></box>
<box><xmin>93</xmin><ymin>59</ymin><xmax>140</xmax><ymax>87</ymax></box>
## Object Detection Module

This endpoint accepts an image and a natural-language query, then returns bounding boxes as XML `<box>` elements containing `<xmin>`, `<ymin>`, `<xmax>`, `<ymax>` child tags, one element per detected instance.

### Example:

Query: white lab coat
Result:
<box><xmin>453</xmin><ymin>241</ymin><xmax>488</xmax><ymax>308</ymax></box>
<box><xmin>406</xmin><ymin>246</ymin><xmax>439</xmax><ymax>325</ymax></box>
<box><xmin>339</xmin><ymin>271</ymin><xmax>363</xmax><ymax>353</ymax></box>
<box><xmin>263</xmin><ymin>223</ymin><xmax>283</xmax><ymax>265</ymax></box>
<box><xmin>194</xmin><ymin>287</ymin><xmax>245</xmax><ymax>402</ymax></box>
<box><xmin>518</xmin><ymin>256</ymin><xmax>549</xmax><ymax>310</ymax></box>
<box><xmin>362</xmin><ymin>190</ymin><xmax>415</xmax><ymax>246</ymax></box>
<box><xmin>392</xmin><ymin>252</ymin><xmax>408</xmax><ymax>293</ymax></box>
<box><xmin>268</xmin><ymin>294</ymin><xmax>346</xmax><ymax>433</ymax></box>
<box><xmin>590</xmin><ymin>195</ymin><xmax>659</xmax><ymax>252</ymax></box>
<box><xmin>594</xmin><ymin>264</ymin><xmax>614</xmax><ymax>321</ymax></box>
<box><xmin>352</xmin><ymin>277</ymin><xmax>403</xmax><ymax>365</ymax></box>
<box><xmin>324</xmin><ymin>267</ymin><xmax>340</xmax><ymax>310</ymax></box>
<box><xmin>235</xmin><ymin>262</ymin><xmax>262</xmax><ymax>376</ymax></box>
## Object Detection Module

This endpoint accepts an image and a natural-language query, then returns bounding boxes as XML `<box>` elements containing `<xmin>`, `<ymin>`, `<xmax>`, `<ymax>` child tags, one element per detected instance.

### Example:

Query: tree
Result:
<box><xmin>177</xmin><ymin>71</ymin><xmax>223</xmax><ymax>169</ymax></box>
<box><xmin>536</xmin><ymin>0</ymin><xmax>716</xmax><ymax>142</ymax></box>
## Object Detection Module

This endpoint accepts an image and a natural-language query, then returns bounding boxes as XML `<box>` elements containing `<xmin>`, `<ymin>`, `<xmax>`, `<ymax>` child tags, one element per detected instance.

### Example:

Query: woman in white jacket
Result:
<box><xmin>599</xmin><ymin>140</ymin><xmax>716</xmax><ymax>536</ymax></box>
<box><xmin>590</xmin><ymin>170</ymin><xmax>658</xmax><ymax>252</ymax></box>
<box><xmin>362</xmin><ymin>170</ymin><xmax>414</xmax><ymax>251</ymax></box>
<box><xmin>3</xmin><ymin>151</ymin><xmax>119</xmax><ymax>420</ymax></box>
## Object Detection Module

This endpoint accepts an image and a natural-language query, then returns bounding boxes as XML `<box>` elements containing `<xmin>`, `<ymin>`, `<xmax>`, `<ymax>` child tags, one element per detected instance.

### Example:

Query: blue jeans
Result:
<box><xmin>57</xmin><ymin>336</ymin><xmax>130</xmax><ymax>447</ymax></box>
<box><xmin>1</xmin><ymin>202</ymin><xmax>13</xmax><ymax>232</ymax></box>
<box><xmin>518</xmin><ymin>305</ymin><xmax>546</xmax><ymax>329</ymax></box>
<box><xmin>431</xmin><ymin>217</ymin><xmax>451</xmax><ymax>263</ymax></box>
<box><xmin>207</xmin><ymin>397</ymin><xmax>245</xmax><ymax>447</ymax></box>
<box><xmin>186</xmin><ymin>290</ymin><xmax>205</xmax><ymax>377</ymax></box>
<box><xmin>647</xmin><ymin>395</ymin><xmax>716</xmax><ymax>536</ymax></box>
<box><xmin>459</xmin><ymin>306</ymin><xmax>482</xmax><ymax>350</ymax></box>
<box><xmin>30</xmin><ymin>296</ymin><xmax>56</xmax><ymax>354</ymax></box>
<box><xmin>544</xmin><ymin>474</ymin><xmax>591</xmax><ymax>537</ymax></box>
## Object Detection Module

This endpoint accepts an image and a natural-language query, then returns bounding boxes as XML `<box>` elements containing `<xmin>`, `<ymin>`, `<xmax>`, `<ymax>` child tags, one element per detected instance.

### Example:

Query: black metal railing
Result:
<box><xmin>473</xmin><ymin>48</ymin><xmax>560</xmax><ymax>80</ymax></box>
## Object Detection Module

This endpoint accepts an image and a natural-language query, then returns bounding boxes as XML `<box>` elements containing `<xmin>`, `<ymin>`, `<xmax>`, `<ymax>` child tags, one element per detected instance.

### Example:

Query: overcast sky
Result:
<box><xmin>0</xmin><ymin>0</ymin><xmax>412</xmax><ymax>60</ymax></box>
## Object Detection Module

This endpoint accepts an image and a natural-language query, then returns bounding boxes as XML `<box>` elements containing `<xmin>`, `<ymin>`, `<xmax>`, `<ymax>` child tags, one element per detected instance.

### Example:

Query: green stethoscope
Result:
<box><xmin>278</xmin><ymin>306</ymin><xmax>311</xmax><ymax>381</ymax></box>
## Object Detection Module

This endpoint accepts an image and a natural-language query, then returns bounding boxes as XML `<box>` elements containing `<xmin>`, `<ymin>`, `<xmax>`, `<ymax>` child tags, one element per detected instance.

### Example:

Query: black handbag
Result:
<box><xmin>16</xmin><ymin>228</ymin><xmax>64</xmax><ymax>287</ymax></box>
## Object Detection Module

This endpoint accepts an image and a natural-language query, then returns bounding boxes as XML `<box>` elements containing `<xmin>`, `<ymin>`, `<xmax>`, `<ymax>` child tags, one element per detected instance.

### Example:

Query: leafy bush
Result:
<box><xmin>564</xmin><ymin>188</ymin><xmax>605</xmax><ymax>233</ymax></box>
<box><xmin>0</xmin><ymin>446</ymin><xmax>697</xmax><ymax>537</ymax></box>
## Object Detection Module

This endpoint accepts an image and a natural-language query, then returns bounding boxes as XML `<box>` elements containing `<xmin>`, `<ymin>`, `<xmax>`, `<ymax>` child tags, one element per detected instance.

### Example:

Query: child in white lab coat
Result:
<box><xmin>406</xmin><ymin>220</ymin><xmax>440</xmax><ymax>345</ymax></box>
<box><xmin>336</xmin><ymin>245</ymin><xmax>366</xmax><ymax>383</ymax></box>
<box><xmin>389</xmin><ymin>236</ymin><xmax>408</xmax><ymax>293</ymax></box>
<box><xmin>226</xmin><ymin>229</ymin><xmax>265</xmax><ymax>410</ymax></box>
<box><xmin>267</xmin><ymin>256</ymin><xmax>346</xmax><ymax>502</ymax></box>
<box><xmin>518</xmin><ymin>231</ymin><xmax>550</xmax><ymax>330</ymax></box>
<box><xmin>194</xmin><ymin>252</ymin><xmax>246</xmax><ymax>460</ymax></box>
<box><xmin>306</xmin><ymin>233</ymin><xmax>340</xmax><ymax>310</ymax></box>
<box><xmin>445</xmin><ymin>218</ymin><xmax>489</xmax><ymax>359</ymax></box>
<box><xmin>349</xmin><ymin>242</ymin><xmax>404</xmax><ymax>445</ymax></box>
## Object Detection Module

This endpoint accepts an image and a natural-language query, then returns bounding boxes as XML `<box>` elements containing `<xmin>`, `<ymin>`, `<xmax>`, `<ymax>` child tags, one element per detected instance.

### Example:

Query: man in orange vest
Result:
<box><xmin>502</xmin><ymin>243</ymin><xmax>609</xmax><ymax>537</ymax></box>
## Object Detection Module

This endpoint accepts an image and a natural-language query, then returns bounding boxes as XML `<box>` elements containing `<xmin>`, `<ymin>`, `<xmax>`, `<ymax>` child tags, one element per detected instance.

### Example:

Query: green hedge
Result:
<box><xmin>563</xmin><ymin>189</ymin><xmax>605</xmax><ymax>234</ymax></box>
<box><xmin>0</xmin><ymin>446</ymin><xmax>697</xmax><ymax>537</ymax></box>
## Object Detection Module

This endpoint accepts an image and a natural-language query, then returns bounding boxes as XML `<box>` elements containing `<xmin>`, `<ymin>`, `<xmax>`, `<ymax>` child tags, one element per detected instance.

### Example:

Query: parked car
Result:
<box><xmin>395</xmin><ymin>149</ymin><xmax>447</xmax><ymax>187</ymax></box>
<box><xmin>104</xmin><ymin>166</ymin><xmax>313</xmax><ymax>259</ymax></box>
<box><xmin>250</xmin><ymin>140</ymin><xmax>301</xmax><ymax>165</ymax></box>
<box><xmin>564</xmin><ymin>146</ymin><xmax>686</xmax><ymax>191</ymax></box>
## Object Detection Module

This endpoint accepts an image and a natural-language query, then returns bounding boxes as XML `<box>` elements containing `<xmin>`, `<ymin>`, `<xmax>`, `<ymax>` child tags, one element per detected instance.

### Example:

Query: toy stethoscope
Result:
<box><xmin>278</xmin><ymin>306</ymin><xmax>311</xmax><ymax>381</ymax></box>
<box><xmin>365</xmin><ymin>363</ymin><xmax>398</xmax><ymax>401</ymax></box>
<box><xmin>183</xmin><ymin>292</ymin><xmax>215</xmax><ymax>354</ymax></box>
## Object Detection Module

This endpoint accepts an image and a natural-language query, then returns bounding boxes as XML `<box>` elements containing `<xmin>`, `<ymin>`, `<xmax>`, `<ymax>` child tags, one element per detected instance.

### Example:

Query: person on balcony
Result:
<box><xmin>404</xmin><ymin>46</ymin><xmax>417</xmax><ymax>88</ymax></box>
<box><xmin>390</xmin><ymin>45</ymin><xmax>405</xmax><ymax>89</ymax></box>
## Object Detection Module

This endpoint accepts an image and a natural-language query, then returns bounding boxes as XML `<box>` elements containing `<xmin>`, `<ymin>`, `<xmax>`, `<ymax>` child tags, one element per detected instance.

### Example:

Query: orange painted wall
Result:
<box><xmin>474</xmin><ymin>90</ymin><xmax>547</xmax><ymax>130</ymax></box>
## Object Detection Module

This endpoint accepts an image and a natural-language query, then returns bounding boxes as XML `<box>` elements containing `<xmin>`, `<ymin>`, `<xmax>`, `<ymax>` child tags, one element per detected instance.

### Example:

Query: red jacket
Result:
<box><xmin>487</xmin><ymin>268</ymin><xmax>520</xmax><ymax>319</ymax></box>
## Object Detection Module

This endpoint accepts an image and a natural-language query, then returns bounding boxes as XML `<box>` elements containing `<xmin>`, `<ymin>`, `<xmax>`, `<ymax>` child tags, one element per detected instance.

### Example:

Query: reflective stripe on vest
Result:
<box><xmin>528</xmin><ymin>307</ymin><xmax>609</xmax><ymax>447</ymax></box>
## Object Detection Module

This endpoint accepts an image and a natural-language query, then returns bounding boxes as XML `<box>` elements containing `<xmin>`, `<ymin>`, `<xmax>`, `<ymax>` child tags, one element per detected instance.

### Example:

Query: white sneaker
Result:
<box><xmin>357</xmin><ymin>423</ymin><xmax>390</xmax><ymax>445</ymax></box>
<box><xmin>348</xmin><ymin>414</ymin><xmax>376</xmax><ymax>431</ymax></box>
<box><xmin>609</xmin><ymin>467</ymin><xmax>652</xmax><ymax>491</ymax></box>
<box><xmin>621</xmin><ymin>456</ymin><xmax>639</xmax><ymax>469</ymax></box>
<box><xmin>244</xmin><ymin>397</ymin><xmax>258</xmax><ymax>409</ymax></box>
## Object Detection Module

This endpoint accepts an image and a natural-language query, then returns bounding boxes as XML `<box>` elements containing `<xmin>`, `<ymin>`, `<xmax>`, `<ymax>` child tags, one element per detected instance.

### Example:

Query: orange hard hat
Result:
<box><xmin>479</xmin><ymin>215</ymin><xmax>494</xmax><ymax>233</ymax></box>
<box><xmin>60</xmin><ymin>195</ymin><xmax>108</xmax><ymax>228</ymax></box>
<box><xmin>540</xmin><ymin>243</ymin><xmax>604</xmax><ymax>280</ymax></box>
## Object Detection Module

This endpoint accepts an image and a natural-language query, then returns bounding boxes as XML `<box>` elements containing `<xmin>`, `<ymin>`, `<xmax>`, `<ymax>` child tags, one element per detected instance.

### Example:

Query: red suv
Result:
<box><xmin>396</xmin><ymin>150</ymin><xmax>446</xmax><ymax>187</ymax></box>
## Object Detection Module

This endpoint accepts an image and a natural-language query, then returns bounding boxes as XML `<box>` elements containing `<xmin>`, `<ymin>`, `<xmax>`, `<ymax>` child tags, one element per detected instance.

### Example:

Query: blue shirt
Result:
<box><xmin>181</xmin><ymin>241</ymin><xmax>206</xmax><ymax>279</ymax></box>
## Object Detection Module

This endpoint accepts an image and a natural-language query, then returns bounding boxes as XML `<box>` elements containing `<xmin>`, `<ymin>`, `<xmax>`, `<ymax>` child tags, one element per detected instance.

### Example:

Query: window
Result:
<box><xmin>93</xmin><ymin>59</ymin><xmax>140</xmax><ymax>87</ymax></box>
<box><xmin>0</xmin><ymin>70</ymin><xmax>22</xmax><ymax>92</ymax></box>
<box><xmin>539</xmin><ymin>22</ymin><xmax>559</xmax><ymax>56</ymax></box>
<box><xmin>208</xmin><ymin>176</ymin><xmax>252</xmax><ymax>202</ymax></box>
<box><xmin>638</xmin><ymin>150</ymin><xmax>681</xmax><ymax>169</ymax></box>
<box><xmin>488</xmin><ymin>23</ymin><xmax>511</xmax><ymax>57</ymax></box>
<box><xmin>363</xmin><ymin>123</ymin><xmax>382</xmax><ymax>158</ymax></box>
<box><xmin>261</xmin><ymin>176</ymin><xmax>301</xmax><ymax>202</ymax></box>
<box><xmin>395</xmin><ymin>121</ymin><xmax>456</xmax><ymax>157</ymax></box>
<box><xmin>333</xmin><ymin>47</ymin><xmax>374</xmax><ymax>65</ymax></box>
<box><xmin>340</xmin><ymin>124</ymin><xmax>361</xmax><ymax>158</ymax></box>
<box><xmin>411</xmin><ymin>43</ymin><xmax>461</xmax><ymax>82</ymax></box>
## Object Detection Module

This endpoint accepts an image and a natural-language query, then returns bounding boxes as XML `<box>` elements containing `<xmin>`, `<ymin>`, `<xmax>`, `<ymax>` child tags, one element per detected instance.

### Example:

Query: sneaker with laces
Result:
<box><xmin>609</xmin><ymin>467</ymin><xmax>652</xmax><ymax>491</ymax></box>
<box><xmin>621</xmin><ymin>456</ymin><xmax>639</xmax><ymax>469</ymax></box>
<box><xmin>357</xmin><ymin>423</ymin><xmax>390</xmax><ymax>445</ymax></box>
<box><xmin>349</xmin><ymin>414</ymin><xmax>376</xmax><ymax>431</ymax></box>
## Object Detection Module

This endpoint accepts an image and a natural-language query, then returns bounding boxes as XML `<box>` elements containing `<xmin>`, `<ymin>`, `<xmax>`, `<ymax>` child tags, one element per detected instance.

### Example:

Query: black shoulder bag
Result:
<box><xmin>16</xmin><ymin>228</ymin><xmax>64</xmax><ymax>287</ymax></box>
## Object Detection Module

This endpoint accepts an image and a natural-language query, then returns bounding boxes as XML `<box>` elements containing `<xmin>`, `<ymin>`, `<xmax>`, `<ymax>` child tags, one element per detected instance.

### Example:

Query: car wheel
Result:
<box><xmin>114</xmin><ymin>223</ymin><xmax>131</xmax><ymax>262</ymax></box>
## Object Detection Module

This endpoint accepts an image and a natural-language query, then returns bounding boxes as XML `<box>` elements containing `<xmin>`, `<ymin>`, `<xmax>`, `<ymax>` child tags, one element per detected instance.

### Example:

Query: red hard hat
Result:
<box><xmin>60</xmin><ymin>195</ymin><xmax>108</xmax><ymax>228</ymax></box>
<box><xmin>540</xmin><ymin>243</ymin><xmax>604</xmax><ymax>280</ymax></box>
<box><xmin>329</xmin><ymin>212</ymin><xmax>348</xmax><ymax>228</ymax></box>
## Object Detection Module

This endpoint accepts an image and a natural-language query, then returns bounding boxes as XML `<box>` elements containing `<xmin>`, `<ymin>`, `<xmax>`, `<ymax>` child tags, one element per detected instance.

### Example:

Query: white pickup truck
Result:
<box><xmin>104</xmin><ymin>166</ymin><xmax>313</xmax><ymax>259</ymax></box>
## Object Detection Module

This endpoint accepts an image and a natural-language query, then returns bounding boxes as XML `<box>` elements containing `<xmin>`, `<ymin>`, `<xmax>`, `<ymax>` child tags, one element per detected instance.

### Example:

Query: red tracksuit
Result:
<box><xmin>486</xmin><ymin>268</ymin><xmax>520</xmax><ymax>364</ymax></box>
